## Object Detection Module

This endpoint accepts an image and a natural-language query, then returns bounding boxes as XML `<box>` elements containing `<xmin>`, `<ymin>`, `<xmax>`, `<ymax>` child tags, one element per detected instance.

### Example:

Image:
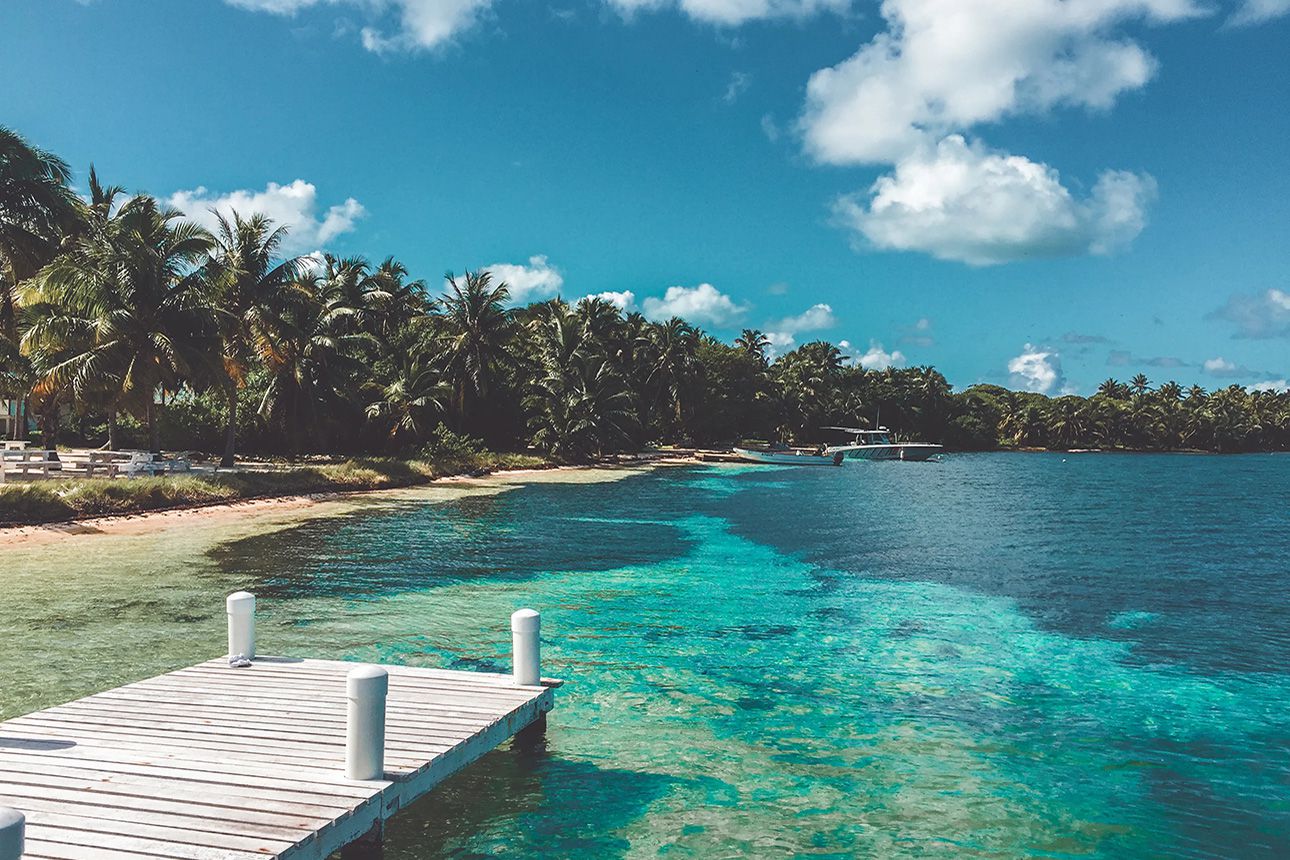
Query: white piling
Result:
<box><xmin>511</xmin><ymin>608</ymin><xmax>541</xmax><ymax>686</ymax></box>
<box><xmin>226</xmin><ymin>591</ymin><xmax>256</xmax><ymax>660</ymax></box>
<box><xmin>345</xmin><ymin>665</ymin><xmax>388</xmax><ymax>780</ymax></box>
<box><xmin>0</xmin><ymin>808</ymin><xmax>23</xmax><ymax>860</ymax></box>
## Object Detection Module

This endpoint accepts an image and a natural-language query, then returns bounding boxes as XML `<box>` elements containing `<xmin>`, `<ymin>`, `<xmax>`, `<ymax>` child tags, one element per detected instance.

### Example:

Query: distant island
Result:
<box><xmin>2</xmin><ymin>125</ymin><xmax>1287</xmax><ymax>469</ymax></box>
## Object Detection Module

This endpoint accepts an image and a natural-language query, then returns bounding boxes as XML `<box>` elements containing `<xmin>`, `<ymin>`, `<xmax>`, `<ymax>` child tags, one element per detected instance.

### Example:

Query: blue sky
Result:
<box><xmin>2</xmin><ymin>0</ymin><xmax>1287</xmax><ymax>394</ymax></box>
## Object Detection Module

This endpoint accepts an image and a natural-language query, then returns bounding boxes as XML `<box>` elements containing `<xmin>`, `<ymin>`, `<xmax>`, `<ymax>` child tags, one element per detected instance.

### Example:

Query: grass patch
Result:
<box><xmin>0</xmin><ymin>450</ymin><xmax>550</xmax><ymax>526</ymax></box>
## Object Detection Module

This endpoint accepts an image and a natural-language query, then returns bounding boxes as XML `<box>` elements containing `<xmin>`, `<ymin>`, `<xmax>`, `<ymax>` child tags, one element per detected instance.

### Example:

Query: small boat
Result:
<box><xmin>822</xmin><ymin>427</ymin><xmax>944</xmax><ymax>462</ymax></box>
<box><xmin>731</xmin><ymin>446</ymin><xmax>844</xmax><ymax>466</ymax></box>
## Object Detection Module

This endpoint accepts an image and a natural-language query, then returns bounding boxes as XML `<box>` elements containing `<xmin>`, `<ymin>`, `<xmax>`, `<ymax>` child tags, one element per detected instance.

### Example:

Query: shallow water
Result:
<box><xmin>4</xmin><ymin>455</ymin><xmax>1289</xmax><ymax>858</ymax></box>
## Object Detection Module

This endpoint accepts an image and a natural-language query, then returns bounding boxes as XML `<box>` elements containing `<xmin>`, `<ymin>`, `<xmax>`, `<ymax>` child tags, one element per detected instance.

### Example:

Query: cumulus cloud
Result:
<box><xmin>1250</xmin><ymin>379</ymin><xmax>1289</xmax><ymax>393</ymax></box>
<box><xmin>1202</xmin><ymin>356</ymin><xmax>1272</xmax><ymax>379</ymax></box>
<box><xmin>858</xmin><ymin>340</ymin><xmax>906</xmax><ymax>371</ymax></box>
<box><xmin>483</xmin><ymin>255</ymin><xmax>564</xmax><ymax>304</ymax></box>
<box><xmin>768</xmin><ymin>303</ymin><xmax>836</xmax><ymax>334</ymax></box>
<box><xmin>764</xmin><ymin>330</ymin><xmax>797</xmax><ymax>357</ymax></box>
<box><xmin>581</xmin><ymin>290</ymin><xmax>637</xmax><ymax>310</ymax></box>
<box><xmin>605</xmin><ymin>0</ymin><xmax>850</xmax><ymax>26</ymax></box>
<box><xmin>222</xmin><ymin>0</ymin><xmax>493</xmax><ymax>52</ymax></box>
<box><xmin>167</xmin><ymin>179</ymin><xmax>365</xmax><ymax>256</ymax></box>
<box><xmin>1229</xmin><ymin>0</ymin><xmax>1290</xmax><ymax>25</ymax></box>
<box><xmin>642</xmin><ymin>283</ymin><xmax>747</xmax><ymax>326</ymax></box>
<box><xmin>799</xmin><ymin>0</ymin><xmax>1200</xmax><ymax>166</ymax></box>
<box><xmin>833</xmin><ymin>136</ymin><xmax>1156</xmax><ymax>265</ymax></box>
<box><xmin>798</xmin><ymin>0</ymin><xmax>1193</xmax><ymax>264</ymax></box>
<box><xmin>1008</xmin><ymin>344</ymin><xmax>1064</xmax><ymax>393</ymax></box>
<box><xmin>1207</xmin><ymin>288</ymin><xmax>1290</xmax><ymax>339</ymax></box>
<box><xmin>759</xmin><ymin>302</ymin><xmax>837</xmax><ymax>356</ymax></box>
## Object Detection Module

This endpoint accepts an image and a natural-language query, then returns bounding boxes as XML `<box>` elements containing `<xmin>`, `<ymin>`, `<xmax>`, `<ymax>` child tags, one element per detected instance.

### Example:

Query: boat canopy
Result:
<box><xmin>820</xmin><ymin>426</ymin><xmax>891</xmax><ymax>435</ymax></box>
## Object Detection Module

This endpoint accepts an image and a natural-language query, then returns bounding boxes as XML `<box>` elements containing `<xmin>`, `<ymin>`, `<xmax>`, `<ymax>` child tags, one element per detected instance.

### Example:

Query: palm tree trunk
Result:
<box><xmin>147</xmin><ymin>400</ymin><xmax>160</xmax><ymax>454</ymax></box>
<box><xmin>221</xmin><ymin>382</ymin><xmax>238</xmax><ymax>468</ymax></box>
<box><xmin>107</xmin><ymin>410</ymin><xmax>116</xmax><ymax>451</ymax></box>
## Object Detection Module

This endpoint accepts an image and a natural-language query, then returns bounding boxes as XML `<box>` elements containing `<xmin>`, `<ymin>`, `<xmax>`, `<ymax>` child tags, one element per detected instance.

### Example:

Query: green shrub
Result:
<box><xmin>0</xmin><ymin>446</ymin><xmax>553</xmax><ymax>526</ymax></box>
<box><xmin>419</xmin><ymin>427</ymin><xmax>492</xmax><ymax>474</ymax></box>
<box><xmin>0</xmin><ymin>484</ymin><xmax>75</xmax><ymax>523</ymax></box>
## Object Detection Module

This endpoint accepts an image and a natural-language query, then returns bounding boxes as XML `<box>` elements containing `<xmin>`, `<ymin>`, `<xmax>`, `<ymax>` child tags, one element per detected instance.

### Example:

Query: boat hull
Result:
<box><xmin>826</xmin><ymin>444</ymin><xmax>944</xmax><ymax>462</ymax></box>
<box><xmin>732</xmin><ymin>448</ymin><xmax>843</xmax><ymax>466</ymax></box>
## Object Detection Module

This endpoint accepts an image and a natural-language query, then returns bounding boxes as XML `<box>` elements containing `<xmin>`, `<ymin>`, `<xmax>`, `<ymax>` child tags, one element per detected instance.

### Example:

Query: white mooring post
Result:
<box><xmin>346</xmin><ymin>666</ymin><xmax>389</xmax><ymax>781</ymax></box>
<box><xmin>0</xmin><ymin>807</ymin><xmax>23</xmax><ymax>860</ymax></box>
<box><xmin>511</xmin><ymin>608</ymin><xmax>541</xmax><ymax>686</ymax></box>
<box><xmin>226</xmin><ymin>591</ymin><xmax>256</xmax><ymax>660</ymax></box>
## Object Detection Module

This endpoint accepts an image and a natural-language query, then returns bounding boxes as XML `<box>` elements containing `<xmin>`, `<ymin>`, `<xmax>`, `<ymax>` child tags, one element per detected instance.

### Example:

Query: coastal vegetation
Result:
<box><xmin>0</xmin><ymin>445</ymin><xmax>544</xmax><ymax>525</ymax></box>
<box><xmin>2</xmin><ymin>125</ymin><xmax>1288</xmax><ymax>476</ymax></box>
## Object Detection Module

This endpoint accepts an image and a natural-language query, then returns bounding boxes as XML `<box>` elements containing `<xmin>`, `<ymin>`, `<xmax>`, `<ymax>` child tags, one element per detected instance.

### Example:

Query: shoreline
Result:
<box><xmin>0</xmin><ymin>460</ymin><xmax>676</xmax><ymax>546</ymax></box>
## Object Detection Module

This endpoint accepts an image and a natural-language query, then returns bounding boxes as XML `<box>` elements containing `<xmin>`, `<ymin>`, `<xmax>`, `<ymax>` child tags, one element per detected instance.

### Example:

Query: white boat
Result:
<box><xmin>821</xmin><ymin>426</ymin><xmax>944</xmax><ymax>462</ymax></box>
<box><xmin>732</xmin><ymin>447</ymin><xmax>844</xmax><ymax>466</ymax></box>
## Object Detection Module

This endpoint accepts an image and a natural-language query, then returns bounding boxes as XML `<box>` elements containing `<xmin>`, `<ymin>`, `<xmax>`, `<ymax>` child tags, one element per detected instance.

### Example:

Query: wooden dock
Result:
<box><xmin>0</xmin><ymin>605</ymin><xmax>556</xmax><ymax>859</ymax></box>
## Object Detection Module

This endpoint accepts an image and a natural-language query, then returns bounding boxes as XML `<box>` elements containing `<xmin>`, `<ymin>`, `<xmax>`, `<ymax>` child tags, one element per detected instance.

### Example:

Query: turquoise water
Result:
<box><xmin>6</xmin><ymin>455</ymin><xmax>1290</xmax><ymax>857</ymax></box>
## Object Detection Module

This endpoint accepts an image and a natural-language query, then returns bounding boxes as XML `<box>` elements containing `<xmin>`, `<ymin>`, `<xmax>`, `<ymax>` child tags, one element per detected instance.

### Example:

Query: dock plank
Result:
<box><xmin>0</xmin><ymin>657</ymin><xmax>554</xmax><ymax>858</ymax></box>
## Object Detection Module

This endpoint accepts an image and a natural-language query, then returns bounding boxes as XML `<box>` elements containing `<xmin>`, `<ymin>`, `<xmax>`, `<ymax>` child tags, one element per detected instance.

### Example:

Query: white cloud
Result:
<box><xmin>834</xmin><ymin>135</ymin><xmax>1155</xmax><ymax>265</ymax></box>
<box><xmin>1008</xmin><ymin>344</ymin><xmax>1064</xmax><ymax>393</ymax></box>
<box><xmin>642</xmin><ymin>283</ymin><xmax>748</xmax><ymax>327</ymax></box>
<box><xmin>605</xmin><ymin>0</ymin><xmax>850</xmax><ymax>26</ymax></box>
<box><xmin>724</xmin><ymin>71</ymin><xmax>752</xmax><ymax>103</ymax></box>
<box><xmin>483</xmin><ymin>255</ymin><xmax>564</xmax><ymax>304</ymax></box>
<box><xmin>858</xmin><ymin>340</ymin><xmax>907</xmax><ymax>371</ymax></box>
<box><xmin>799</xmin><ymin>0</ymin><xmax>1200</xmax><ymax>166</ymax></box>
<box><xmin>1250</xmin><ymin>379</ymin><xmax>1288</xmax><ymax>393</ymax></box>
<box><xmin>1208</xmin><ymin>288</ymin><xmax>1290</xmax><ymax>339</ymax></box>
<box><xmin>768</xmin><ymin>303</ymin><xmax>836</xmax><ymax>334</ymax></box>
<box><xmin>1204</xmin><ymin>356</ymin><xmax>1237</xmax><ymax>375</ymax></box>
<box><xmin>223</xmin><ymin>0</ymin><xmax>493</xmax><ymax>52</ymax></box>
<box><xmin>797</xmin><ymin>0</ymin><xmax>1194</xmax><ymax>265</ymax></box>
<box><xmin>1229</xmin><ymin>0</ymin><xmax>1290</xmax><ymax>25</ymax></box>
<box><xmin>900</xmin><ymin>316</ymin><xmax>935</xmax><ymax>347</ymax></box>
<box><xmin>224</xmin><ymin>0</ymin><xmax>317</xmax><ymax>10</ymax></box>
<box><xmin>1202</xmin><ymin>356</ymin><xmax>1273</xmax><ymax>380</ymax></box>
<box><xmin>764</xmin><ymin>330</ymin><xmax>796</xmax><ymax>357</ymax></box>
<box><xmin>167</xmin><ymin>179</ymin><xmax>365</xmax><ymax>256</ymax></box>
<box><xmin>581</xmin><ymin>290</ymin><xmax>637</xmax><ymax>311</ymax></box>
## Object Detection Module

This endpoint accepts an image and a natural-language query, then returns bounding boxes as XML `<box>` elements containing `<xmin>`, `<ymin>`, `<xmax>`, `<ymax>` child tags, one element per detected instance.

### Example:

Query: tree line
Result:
<box><xmin>2</xmin><ymin>126</ymin><xmax>1287</xmax><ymax>464</ymax></box>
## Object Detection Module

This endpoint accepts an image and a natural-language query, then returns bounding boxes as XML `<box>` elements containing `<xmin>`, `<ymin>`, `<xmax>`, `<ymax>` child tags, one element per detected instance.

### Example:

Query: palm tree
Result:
<box><xmin>206</xmin><ymin>211</ymin><xmax>309</xmax><ymax>466</ymax></box>
<box><xmin>19</xmin><ymin>195</ymin><xmax>222</xmax><ymax>452</ymax></box>
<box><xmin>437</xmin><ymin>270</ymin><xmax>512</xmax><ymax>432</ymax></box>
<box><xmin>573</xmin><ymin>296</ymin><xmax>623</xmax><ymax>346</ymax></box>
<box><xmin>525</xmin><ymin>310</ymin><xmax>633</xmax><ymax>462</ymax></box>
<box><xmin>1157</xmin><ymin>381</ymin><xmax>1183</xmax><ymax>403</ymax></box>
<box><xmin>998</xmin><ymin>392</ymin><xmax>1029</xmax><ymax>447</ymax></box>
<box><xmin>1045</xmin><ymin>396</ymin><xmax>1087</xmax><ymax>449</ymax></box>
<box><xmin>1096</xmin><ymin>378</ymin><xmax>1129</xmax><ymax>400</ymax></box>
<box><xmin>369</xmin><ymin>257</ymin><xmax>429</xmax><ymax>336</ymax></box>
<box><xmin>257</xmin><ymin>270</ymin><xmax>372</xmax><ymax>453</ymax></box>
<box><xmin>1130</xmin><ymin>374</ymin><xmax>1151</xmax><ymax>397</ymax></box>
<box><xmin>0</xmin><ymin>126</ymin><xmax>79</xmax><ymax>310</ymax></box>
<box><xmin>734</xmin><ymin>329</ymin><xmax>771</xmax><ymax>366</ymax></box>
<box><xmin>644</xmin><ymin>318</ymin><xmax>701</xmax><ymax>435</ymax></box>
<box><xmin>0</xmin><ymin>127</ymin><xmax>81</xmax><ymax>439</ymax></box>
<box><xmin>365</xmin><ymin>349</ymin><xmax>449</xmax><ymax>451</ymax></box>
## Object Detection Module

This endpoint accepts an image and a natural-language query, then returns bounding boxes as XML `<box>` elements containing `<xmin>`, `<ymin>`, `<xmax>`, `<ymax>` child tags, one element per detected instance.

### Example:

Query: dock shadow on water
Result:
<box><xmin>6</xmin><ymin>458</ymin><xmax>1290</xmax><ymax>858</ymax></box>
